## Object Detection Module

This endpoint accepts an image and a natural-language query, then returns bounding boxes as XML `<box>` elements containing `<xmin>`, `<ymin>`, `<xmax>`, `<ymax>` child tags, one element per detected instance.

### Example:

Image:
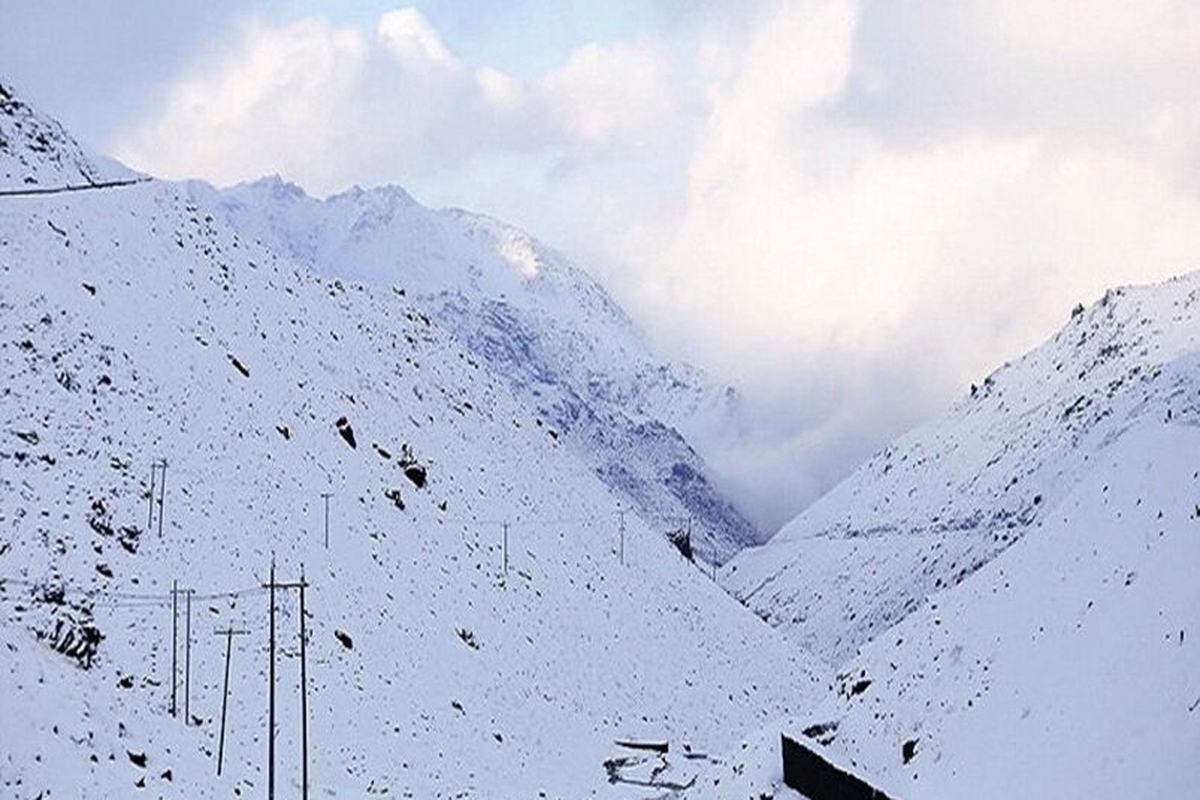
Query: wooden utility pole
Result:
<box><xmin>148</xmin><ymin>466</ymin><xmax>157</xmax><ymax>532</ymax></box>
<box><xmin>183</xmin><ymin>587</ymin><xmax>195</xmax><ymax>724</ymax></box>
<box><xmin>320</xmin><ymin>492</ymin><xmax>332</xmax><ymax>549</ymax></box>
<box><xmin>148</xmin><ymin>459</ymin><xmax>167</xmax><ymax>536</ymax></box>
<box><xmin>262</xmin><ymin>558</ymin><xmax>311</xmax><ymax>800</ymax></box>
<box><xmin>298</xmin><ymin>565</ymin><xmax>309</xmax><ymax>800</ymax></box>
<box><xmin>214</xmin><ymin>626</ymin><xmax>250</xmax><ymax>776</ymax></box>
<box><xmin>169</xmin><ymin>582</ymin><xmax>193</xmax><ymax>719</ymax></box>
<box><xmin>264</xmin><ymin>557</ymin><xmax>276</xmax><ymax>800</ymax></box>
<box><xmin>618</xmin><ymin>509</ymin><xmax>626</xmax><ymax>566</ymax></box>
<box><xmin>156</xmin><ymin>459</ymin><xmax>167</xmax><ymax>538</ymax></box>
<box><xmin>170</xmin><ymin>579</ymin><xmax>177</xmax><ymax>717</ymax></box>
<box><xmin>502</xmin><ymin>522</ymin><xmax>509</xmax><ymax>586</ymax></box>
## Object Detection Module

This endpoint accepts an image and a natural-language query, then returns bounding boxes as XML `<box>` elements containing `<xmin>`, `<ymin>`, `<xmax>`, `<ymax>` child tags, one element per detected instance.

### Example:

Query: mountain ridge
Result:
<box><xmin>726</xmin><ymin>269</ymin><xmax>1200</xmax><ymax>663</ymax></box>
<box><xmin>0</xmin><ymin>84</ymin><xmax>822</xmax><ymax>800</ymax></box>
<box><xmin>188</xmin><ymin>174</ymin><xmax>761</xmax><ymax>559</ymax></box>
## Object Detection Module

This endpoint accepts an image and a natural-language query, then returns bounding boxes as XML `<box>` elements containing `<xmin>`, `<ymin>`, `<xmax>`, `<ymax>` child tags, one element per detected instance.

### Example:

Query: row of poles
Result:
<box><xmin>142</xmin><ymin>462</ymin><xmax>720</xmax><ymax>797</ymax></box>
<box><xmin>163</xmin><ymin>559</ymin><xmax>310</xmax><ymax>799</ymax></box>
<box><xmin>149</xmin><ymin>461</ymin><xmax>335</xmax><ymax>553</ymax></box>
<box><xmin>149</xmin><ymin>460</ymin><xmax>717</xmax><ymax>580</ymax></box>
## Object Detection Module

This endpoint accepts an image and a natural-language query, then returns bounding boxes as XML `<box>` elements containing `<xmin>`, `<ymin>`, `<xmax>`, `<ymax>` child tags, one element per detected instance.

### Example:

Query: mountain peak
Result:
<box><xmin>240</xmin><ymin>173</ymin><xmax>311</xmax><ymax>200</ymax></box>
<box><xmin>196</xmin><ymin>176</ymin><xmax>762</xmax><ymax>555</ymax></box>
<box><xmin>344</xmin><ymin>181</ymin><xmax>417</xmax><ymax>203</ymax></box>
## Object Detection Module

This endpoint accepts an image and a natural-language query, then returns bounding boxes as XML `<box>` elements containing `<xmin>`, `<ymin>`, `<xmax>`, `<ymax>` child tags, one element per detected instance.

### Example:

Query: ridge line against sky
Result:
<box><xmin>3</xmin><ymin>0</ymin><xmax>1200</xmax><ymax>531</ymax></box>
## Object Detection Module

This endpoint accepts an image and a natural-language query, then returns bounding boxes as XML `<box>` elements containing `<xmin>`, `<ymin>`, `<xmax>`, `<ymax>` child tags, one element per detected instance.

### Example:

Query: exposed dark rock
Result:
<box><xmin>384</xmin><ymin>488</ymin><xmax>405</xmax><ymax>511</ymax></box>
<box><xmin>335</xmin><ymin>416</ymin><xmax>356</xmax><ymax>449</ymax></box>
<box><xmin>403</xmin><ymin>465</ymin><xmax>427</xmax><ymax>489</ymax></box>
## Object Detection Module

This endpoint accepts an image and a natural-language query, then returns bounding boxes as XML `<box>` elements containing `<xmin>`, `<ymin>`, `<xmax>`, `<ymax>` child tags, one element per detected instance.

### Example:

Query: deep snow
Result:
<box><xmin>0</xmin><ymin>85</ymin><xmax>825</xmax><ymax>800</ymax></box>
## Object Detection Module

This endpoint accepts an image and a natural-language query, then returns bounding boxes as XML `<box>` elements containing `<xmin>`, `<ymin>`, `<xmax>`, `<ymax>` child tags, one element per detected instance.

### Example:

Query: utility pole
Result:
<box><xmin>320</xmin><ymin>492</ymin><xmax>332</xmax><ymax>549</ymax></box>
<box><xmin>262</xmin><ymin>558</ymin><xmax>311</xmax><ymax>800</ymax></box>
<box><xmin>156</xmin><ymin>459</ymin><xmax>167</xmax><ymax>538</ymax></box>
<box><xmin>502</xmin><ymin>522</ymin><xmax>509</xmax><ymax>586</ymax></box>
<box><xmin>148</xmin><ymin>459</ymin><xmax>167</xmax><ymax>536</ymax></box>
<box><xmin>617</xmin><ymin>508</ymin><xmax>626</xmax><ymax>566</ymax></box>
<box><xmin>298</xmin><ymin>564</ymin><xmax>309</xmax><ymax>800</ymax></box>
<box><xmin>264</xmin><ymin>556</ymin><xmax>276</xmax><ymax>800</ymax></box>
<box><xmin>214</xmin><ymin>626</ymin><xmax>250</xmax><ymax>776</ymax></box>
<box><xmin>169</xmin><ymin>581</ymin><xmax>193</xmax><ymax>719</ymax></box>
<box><xmin>148</xmin><ymin>465</ymin><xmax>157</xmax><ymax>532</ymax></box>
<box><xmin>170</xmin><ymin>579</ymin><xmax>177</xmax><ymax>717</ymax></box>
<box><xmin>712</xmin><ymin>541</ymin><xmax>718</xmax><ymax>581</ymax></box>
<box><xmin>184</xmin><ymin>587</ymin><xmax>195</xmax><ymax>724</ymax></box>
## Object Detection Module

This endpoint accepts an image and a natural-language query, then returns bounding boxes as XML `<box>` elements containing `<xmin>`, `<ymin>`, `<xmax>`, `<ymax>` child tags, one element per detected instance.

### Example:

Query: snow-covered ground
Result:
<box><xmin>7</xmin><ymin>76</ymin><xmax>1200</xmax><ymax>800</ymax></box>
<box><xmin>726</xmin><ymin>273</ymin><xmax>1200</xmax><ymax>664</ymax></box>
<box><xmin>187</xmin><ymin>175</ymin><xmax>759</xmax><ymax>561</ymax></box>
<box><xmin>790</xmin><ymin>416</ymin><xmax>1200</xmax><ymax>799</ymax></box>
<box><xmin>724</xmin><ymin>271</ymin><xmax>1200</xmax><ymax>796</ymax></box>
<box><xmin>0</xmin><ymin>85</ymin><xmax>826</xmax><ymax>800</ymax></box>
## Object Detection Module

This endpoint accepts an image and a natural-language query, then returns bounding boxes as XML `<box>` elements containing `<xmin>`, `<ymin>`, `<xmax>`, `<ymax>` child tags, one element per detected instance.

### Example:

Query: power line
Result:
<box><xmin>0</xmin><ymin>575</ymin><xmax>268</xmax><ymax>605</ymax></box>
<box><xmin>0</xmin><ymin>177</ymin><xmax>150</xmax><ymax>197</ymax></box>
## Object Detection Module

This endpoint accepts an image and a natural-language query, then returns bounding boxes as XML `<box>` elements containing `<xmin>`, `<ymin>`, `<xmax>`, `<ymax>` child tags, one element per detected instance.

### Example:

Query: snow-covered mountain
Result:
<box><xmin>0</xmin><ymin>83</ymin><xmax>133</xmax><ymax>189</ymax></box>
<box><xmin>185</xmin><ymin>176</ymin><xmax>759</xmax><ymax>562</ymax></box>
<box><xmin>0</xmin><ymin>85</ymin><xmax>825</xmax><ymax>800</ymax></box>
<box><xmin>725</xmin><ymin>272</ymin><xmax>1200</xmax><ymax>666</ymax></box>
<box><xmin>787</xmin><ymin>416</ymin><xmax>1200</xmax><ymax>798</ymax></box>
<box><xmin>719</xmin><ymin>271</ymin><xmax>1200</xmax><ymax>795</ymax></box>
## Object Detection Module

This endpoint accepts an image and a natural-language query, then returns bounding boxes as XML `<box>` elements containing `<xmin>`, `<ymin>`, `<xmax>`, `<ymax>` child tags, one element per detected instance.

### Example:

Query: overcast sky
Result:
<box><xmin>4</xmin><ymin>1</ymin><xmax>1199</xmax><ymax>532</ymax></box>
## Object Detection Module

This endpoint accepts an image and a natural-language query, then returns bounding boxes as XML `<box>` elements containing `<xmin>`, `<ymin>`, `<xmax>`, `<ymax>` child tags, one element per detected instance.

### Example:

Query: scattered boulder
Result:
<box><xmin>335</xmin><ymin>417</ymin><xmax>357</xmax><ymax>449</ymax></box>
<box><xmin>228</xmin><ymin>354</ymin><xmax>250</xmax><ymax>378</ymax></box>
<box><xmin>384</xmin><ymin>488</ymin><xmax>405</xmax><ymax>511</ymax></box>
<box><xmin>117</xmin><ymin>525</ymin><xmax>141</xmax><ymax>554</ymax></box>
<box><xmin>398</xmin><ymin>444</ymin><xmax>427</xmax><ymax>488</ymax></box>
<box><xmin>667</xmin><ymin>528</ymin><xmax>693</xmax><ymax>562</ymax></box>
<box><xmin>403</xmin><ymin>465</ymin><xmax>427</xmax><ymax>489</ymax></box>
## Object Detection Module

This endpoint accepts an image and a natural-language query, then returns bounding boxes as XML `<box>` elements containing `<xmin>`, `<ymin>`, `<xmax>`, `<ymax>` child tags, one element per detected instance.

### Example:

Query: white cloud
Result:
<box><xmin>113</xmin><ymin>1</ymin><xmax>1200</xmax><ymax>531</ymax></box>
<box><xmin>630</xmin><ymin>0</ymin><xmax>1200</xmax><ymax>528</ymax></box>
<box><xmin>538</xmin><ymin>40</ymin><xmax>683</xmax><ymax>143</ymax></box>
<box><xmin>377</xmin><ymin>8</ymin><xmax>454</xmax><ymax>65</ymax></box>
<box><xmin>114</xmin><ymin>7</ymin><xmax>685</xmax><ymax>196</ymax></box>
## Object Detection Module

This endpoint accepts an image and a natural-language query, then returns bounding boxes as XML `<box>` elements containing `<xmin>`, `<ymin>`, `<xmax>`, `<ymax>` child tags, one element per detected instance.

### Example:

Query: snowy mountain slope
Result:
<box><xmin>185</xmin><ymin>176</ymin><xmax>759</xmax><ymax>561</ymax></box>
<box><xmin>0</xmin><ymin>84</ymin><xmax>132</xmax><ymax>189</ymax></box>
<box><xmin>0</xmin><ymin>88</ymin><xmax>827</xmax><ymax>800</ymax></box>
<box><xmin>725</xmin><ymin>271</ymin><xmax>1200</xmax><ymax>664</ymax></box>
<box><xmin>787</xmin><ymin>415</ymin><xmax>1200</xmax><ymax>799</ymax></box>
